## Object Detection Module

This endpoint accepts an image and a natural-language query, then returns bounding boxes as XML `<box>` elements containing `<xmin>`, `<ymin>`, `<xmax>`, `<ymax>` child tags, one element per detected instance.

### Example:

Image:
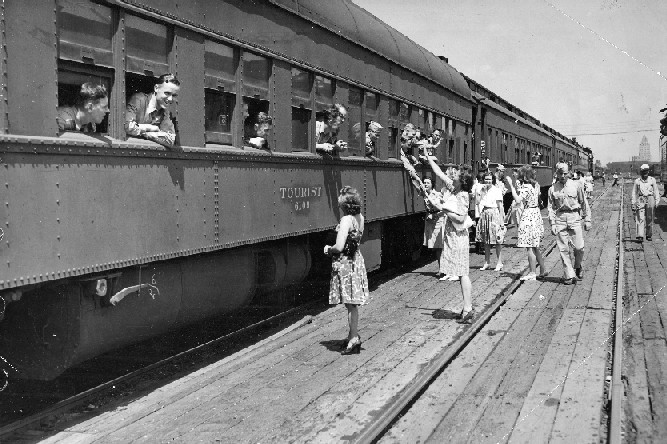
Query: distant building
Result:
<box><xmin>639</xmin><ymin>135</ymin><xmax>651</xmax><ymax>161</ymax></box>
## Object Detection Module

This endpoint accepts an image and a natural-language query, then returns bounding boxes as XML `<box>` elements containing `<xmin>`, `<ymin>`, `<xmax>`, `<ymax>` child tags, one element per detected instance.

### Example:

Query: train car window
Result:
<box><xmin>243</xmin><ymin>52</ymin><xmax>271</xmax><ymax>99</ymax></box>
<box><xmin>399</xmin><ymin>102</ymin><xmax>411</xmax><ymax>125</ymax></box>
<box><xmin>365</xmin><ymin>92</ymin><xmax>379</xmax><ymax>137</ymax></box>
<box><xmin>204</xmin><ymin>41</ymin><xmax>238</xmax><ymax>146</ymax></box>
<box><xmin>243</xmin><ymin>52</ymin><xmax>271</xmax><ymax>147</ymax></box>
<box><xmin>291</xmin><ymin>67</ymin><xmax>312</xmax><ymax>152</ymax></box>
<box><xmin>387</xmin><ymin>99</ymin><xmax>400</xmax><ymax>158</ymax></box>
<box><xmin>315</xmin><ymin>75</ymin><xmax>335</xmax><ymax>111</ymax></box>
<box><xmin>57</xmin><ymin>0</ymin><xmax>113</xmax><ymax>68</ymax></box>
<box><xmin>125</xmin><ymin>15</ymin><xmax>170</xmax><ymax>77</ymax></box>
<box><xmin>347</xmin><ymin>87</ymin><xmax>363</xmax><ymax>155</ymax></box>
<box><xmin>57</xmin><ymin>68</ymin><xmax>111</xmax><ymax>134</ymax></box>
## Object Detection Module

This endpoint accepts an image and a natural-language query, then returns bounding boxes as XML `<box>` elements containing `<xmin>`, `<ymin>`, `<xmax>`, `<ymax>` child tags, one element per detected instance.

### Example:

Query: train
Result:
<box><xmin>0</xmin><ymin>0</ymin><xmax>593</xmax><ymax>380</ymax></box>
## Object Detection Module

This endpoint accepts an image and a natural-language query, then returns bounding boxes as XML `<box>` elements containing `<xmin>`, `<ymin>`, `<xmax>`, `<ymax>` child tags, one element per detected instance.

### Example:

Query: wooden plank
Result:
<box><xmin>506</xmin><ymin>308</ymin><xmax>586</xmax><ymax>443</ymax></box>
<box><xmin>550</xmin><ymin>309</ymin><xmax>611</xmax><ymax>442</ymax></box>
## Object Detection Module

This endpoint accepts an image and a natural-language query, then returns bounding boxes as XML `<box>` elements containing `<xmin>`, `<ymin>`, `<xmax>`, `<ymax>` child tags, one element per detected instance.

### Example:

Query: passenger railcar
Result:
<box><xmin>0</xmin><ymin>0</ymin><xmax>593</xmax><ymax>380</ymax></box>
<box><xmin>0</xmin><ymin>0</ymin><xmax>475</xmax><ymax>379</ymax></box>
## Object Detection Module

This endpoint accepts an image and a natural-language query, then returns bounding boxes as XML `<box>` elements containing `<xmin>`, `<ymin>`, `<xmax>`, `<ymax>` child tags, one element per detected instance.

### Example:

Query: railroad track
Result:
<box><xmin>353</xmin><ymin>187</ymin><xmax>621</xmax><ymax>443</ymax></box>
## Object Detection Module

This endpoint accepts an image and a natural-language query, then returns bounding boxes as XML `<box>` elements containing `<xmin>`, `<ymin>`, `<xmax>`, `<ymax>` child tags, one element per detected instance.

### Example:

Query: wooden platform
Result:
<box><xmin>622</xmin><ymin>183</ymin><xmax>667</xmax><ymax>444</ymax></box>
<box><xmin>24</xmin><ymin>188</ymin><xmax>626</xmax><ymax>443</ymax></box>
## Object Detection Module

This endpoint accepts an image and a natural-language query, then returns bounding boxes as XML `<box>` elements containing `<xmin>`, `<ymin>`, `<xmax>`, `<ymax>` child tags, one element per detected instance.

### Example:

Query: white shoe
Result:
<box><xmin>494</xmin><ymin>263</ymin><xmax>503</xmax><ymax>272</ymax></box>
<box><xmin>448</xmin><ymin>276</ymin><xmax>460</xmax><ymax>281</ymax></box>
<box><xmin>480</xmin><ymin>263</ymin><xmax>490</xmax><ymax>271</ymax></box>
<box><xmin>520</xmin><ymin>273</ymin><xmax>537</xmax><ymax>281</ymax></box>
<box><xmin>439</xmin><ymin>275</ymin><xmax>450</xmax><ymax>281</ymax></box>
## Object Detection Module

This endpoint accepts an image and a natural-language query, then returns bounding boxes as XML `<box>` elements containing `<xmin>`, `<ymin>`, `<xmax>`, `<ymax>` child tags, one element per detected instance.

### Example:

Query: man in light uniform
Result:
<box><xmin>631</xmin><ymin>164</ymin><xmax>660</xmax><ymax>242</ymax></box>
<box><xmin>545</xmin><ymin>163</ymin><xmax>592</xmax><ymax>284</ymax></box>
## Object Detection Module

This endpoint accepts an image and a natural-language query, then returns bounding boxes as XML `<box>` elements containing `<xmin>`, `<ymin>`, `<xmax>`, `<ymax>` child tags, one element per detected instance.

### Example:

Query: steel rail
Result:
<box><xmin>609</xmin><ymin>182</ymin><xmax>624</xmax><ymax>444</ymax></box>
<box><xmin>357</xmin><ymin>188</ymin><xmax>609</xmax><ymax>443</ymax></box>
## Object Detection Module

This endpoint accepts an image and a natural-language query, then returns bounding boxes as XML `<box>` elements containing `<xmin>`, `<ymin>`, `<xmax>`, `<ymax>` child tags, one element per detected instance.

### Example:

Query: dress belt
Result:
<box><xmin>525</xmin><ymin>205</ymin><xmax>539</xmax><ymax>209</ymax></box>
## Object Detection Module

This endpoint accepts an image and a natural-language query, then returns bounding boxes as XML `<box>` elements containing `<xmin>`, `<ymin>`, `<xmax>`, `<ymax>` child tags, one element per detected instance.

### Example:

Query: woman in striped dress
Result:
<box><xmin>476</xmin><ymin>172</ymin><xmax>505</xmax><ymax>271</ymax></box>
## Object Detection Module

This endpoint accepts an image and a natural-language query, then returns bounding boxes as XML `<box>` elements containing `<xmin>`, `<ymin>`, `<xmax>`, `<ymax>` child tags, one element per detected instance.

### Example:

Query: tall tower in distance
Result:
<box><xmin>639</xmin><ymin>135</ymin><xmax>651</xmax><ymax>161</ymax></box>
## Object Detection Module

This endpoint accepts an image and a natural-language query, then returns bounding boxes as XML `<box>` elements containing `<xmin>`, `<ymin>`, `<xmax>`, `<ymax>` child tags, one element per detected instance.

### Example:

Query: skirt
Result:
<box><xmin>440</xmin><ymin>221</ymin><xmax>470</xmax><ymax>276</ymax></box>
<box><xmin>329</xmin><ymin>251</ymin><xmax>369</xmax><ymax>305</ymax></box>
<box><xmin>517</xmin><ymin>207</ymin><xmax>545</xmax><ymax>248</ymax></box>
<box><xmin>476</xmin><ymin>207</ymin><xmax>504</xmax><ymax>245</ymax></box>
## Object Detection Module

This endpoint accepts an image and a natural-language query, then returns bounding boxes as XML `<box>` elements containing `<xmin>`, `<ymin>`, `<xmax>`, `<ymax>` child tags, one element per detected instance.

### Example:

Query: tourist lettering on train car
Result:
<box><xmin>631</xmin><ymin>164</ymin><xmax>660</xmax><ymax>242</ymax></box>
<box><xmin>56</xmin><ymin>83</ymin><xmax>109</xmax><ymax>133</ymax></box>
<box><xmin>125</xmin><ymin>74</ymin><xmax>180</xmax><ymax>148</ymax></box>
<box><xmin>316</xmin><ymin>104</ymin><xmax>348</xmax><ymax>154</ymax></box>
<box><xmin>547</xmin><ymin>163</ymin><xmax>591</xmax><ymax>284</ymax></box>
<box><xmin>365</xmin><ymin>121</ymin><xmax>383</xmax><ymax>156</ymax></box>
<box><xmin>244</xmin><ymin>112</ymin><xmax>273</xmax><ymax>149</ymax></box>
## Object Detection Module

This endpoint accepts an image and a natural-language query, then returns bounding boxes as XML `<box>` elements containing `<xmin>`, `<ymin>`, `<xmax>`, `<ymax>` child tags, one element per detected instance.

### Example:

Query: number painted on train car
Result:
<box><xmin>280</xmin><ymin>186</ymin><xmax>322</xmax><ymax>214</ymax></box>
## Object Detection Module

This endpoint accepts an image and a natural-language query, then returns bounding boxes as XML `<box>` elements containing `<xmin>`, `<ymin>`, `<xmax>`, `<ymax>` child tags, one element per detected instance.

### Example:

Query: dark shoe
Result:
<box><xmin>637</xmin><ymin>236</ymin><xmax>644</xmax><ymax>243</ymax></box>
<box><xmin>341</xmin><ymin>337</ymin><xmax>361</xmax><ymax>355</ymax></box>
<box><xmin>456</xmin><ymin>309</ymin><xmax>475</xmax><ymax>324</ymax></box>
<box><xmin>647</xmin><ymin>237</ymin><xmax>652</xmax><ymax>241</ymax></box>
<box><xmin>575</xmin><ymin>268</ymin><xmax>584</xmax><ymax>280</ymax></box>
<box><xmin>536</xmin><ymin>271</ymin><xmax>549</xmax><ymax>281</ymax></box>
<box><xmin>562</xmin><ymin>277</ymin><xmax>575</xmax><ymax>285</ymax></box>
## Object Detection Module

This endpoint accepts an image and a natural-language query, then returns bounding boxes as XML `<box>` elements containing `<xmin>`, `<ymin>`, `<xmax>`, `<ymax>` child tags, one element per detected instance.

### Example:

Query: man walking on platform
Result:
<box><xmin>545</xmin><ymin>164</ymin><xmax>591</xmax><ymax>285</ymax></box>
<box><xmin>612</xmin><ymin>171</ymin><xmax>619</xmax><ymax>186</ymax></box>
<box><xmin>631</xmin><ymin>164</ymin><xmax>660</xmax><ymax>242</ymax></box>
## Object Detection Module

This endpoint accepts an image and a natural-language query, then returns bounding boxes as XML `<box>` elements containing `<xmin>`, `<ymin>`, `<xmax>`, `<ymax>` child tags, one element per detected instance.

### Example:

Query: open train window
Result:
<box><xmin>205</xmin><ymin>40</ymin><xmax>238</xmax><ymax>146</ymax></box>
<box><xmin>347</xmin><ymin>87</ymin><xmax>363</xmax><ymax>155</ymax></box>
<box><xmin>291</xmin><ymin>67</ymin><xmax>312</xmax><ymax>152</ymax></box>
<box><xmin>243</xmin><ymin>52</ymin><xmax>271</xmax><ymax>148</ymax></box>
<box><xmin>57</xmin><ymin>67</ymin><xmax>111</xmax><ymax>134</ymax></box>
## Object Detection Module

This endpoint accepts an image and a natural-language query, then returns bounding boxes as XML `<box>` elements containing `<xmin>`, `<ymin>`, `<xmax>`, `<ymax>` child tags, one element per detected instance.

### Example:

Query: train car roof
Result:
<box><xmin>268</xmin><ymin>0</ymin><xmax>472</xmax><ymax>101</ymax></box>
<box><xmin>472</xmin><ymin>92</ymin><xmax>553</xmax><ymax>139</ymax></box>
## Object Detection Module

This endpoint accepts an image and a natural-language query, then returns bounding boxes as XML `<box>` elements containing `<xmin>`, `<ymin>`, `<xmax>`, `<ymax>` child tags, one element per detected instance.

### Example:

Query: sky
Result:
<box><xmin>352</xmin><ymin>0</ymin><xmax>667</xmax><ymax>166</ymax></box>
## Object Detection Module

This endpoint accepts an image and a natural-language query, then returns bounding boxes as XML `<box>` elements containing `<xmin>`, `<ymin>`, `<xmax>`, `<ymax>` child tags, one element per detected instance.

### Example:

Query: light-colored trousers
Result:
<box><xmin>634</xmin><ymin>196</ymin><xmax>655</xmax><ymax>239</ymax></box>
<box><xmin>554</xmin><ymin>211</ymin><xmax>585</xmax><ymax>279</ymax></box>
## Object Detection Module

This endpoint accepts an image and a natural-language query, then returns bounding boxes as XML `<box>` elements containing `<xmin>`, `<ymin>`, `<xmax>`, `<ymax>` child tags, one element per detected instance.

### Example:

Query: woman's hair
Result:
<box><xmin>482</xmin><ymin>171</ymin><xmax>496</xmax><ymax>184</ymax></box>
<box><xmin>78</xmin><ymin>83</ymin><xmax>107</xmax><ymax>106</ymax></box>
<box><xmin>338</xmin><ymin>186</ymin><xmax>362</xmax><ymax>215</ymax></box>
<box><xmin>422</xmin><ymin>176</ymin><xmax>432</xmax><ymax>184</ymax></box>
<box><xmin>459</xmin><ymin>171</ymin><xmax>473</xmax><ymax>193</ymax></box>
<box><xmin>156</xmin><ymin>73</ymin><xmax>181</xmax><ymax>86</ymax></box>
<box><xmin>517</xmin><ymin>165</ymin><xmax>537</xmax><ymax>185</ymax></box>
<box><xmin>476</xmin><ymin>172</ymin><xmax>485</xmax><ymax>182</ymax></box>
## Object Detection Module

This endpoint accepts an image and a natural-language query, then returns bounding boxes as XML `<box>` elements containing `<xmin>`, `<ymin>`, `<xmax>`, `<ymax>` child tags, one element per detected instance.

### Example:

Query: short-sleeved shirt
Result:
<box><xmin>479</xmin><ymin>185</ymin><xmax>503</xmax><ymax>209</ymax></box>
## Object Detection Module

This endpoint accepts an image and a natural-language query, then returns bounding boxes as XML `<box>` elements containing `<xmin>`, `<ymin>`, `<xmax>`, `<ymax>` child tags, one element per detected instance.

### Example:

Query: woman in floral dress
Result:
<box><xmin>508</xmin><ymin>165</ymin><xmax>546</xmax><ymax>281</ymax></box>
<box><xmin>325</xmin><ymin>186</ymin><xmax>369</xmax><ymax>354</ymax></box>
